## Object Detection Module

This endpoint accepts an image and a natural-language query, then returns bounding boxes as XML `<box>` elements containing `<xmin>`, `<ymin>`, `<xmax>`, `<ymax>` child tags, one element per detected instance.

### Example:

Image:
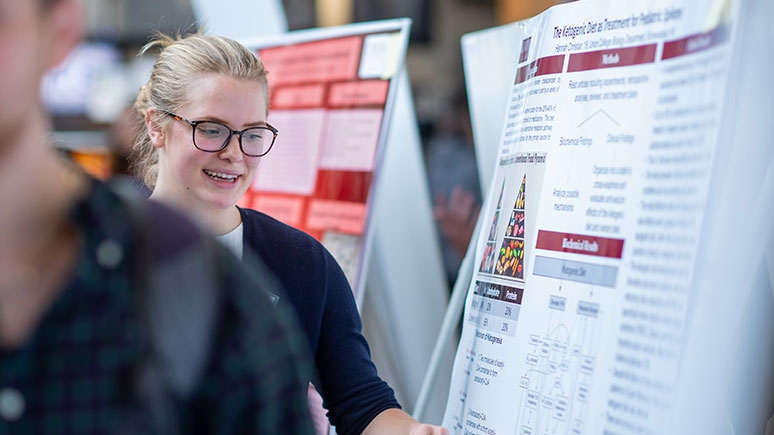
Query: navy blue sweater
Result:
<box><xmin>238</xmin><ymin>207</ymin><xmax>400</xmax><ymax>435</ymax></box>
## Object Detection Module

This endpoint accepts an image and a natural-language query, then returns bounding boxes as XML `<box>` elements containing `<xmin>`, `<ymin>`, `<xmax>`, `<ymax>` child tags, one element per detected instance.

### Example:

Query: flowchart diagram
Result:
<box><xmin>516</xmin><ymin>290</ymin><xmax>603</xmax><ymax>435</ymax></box>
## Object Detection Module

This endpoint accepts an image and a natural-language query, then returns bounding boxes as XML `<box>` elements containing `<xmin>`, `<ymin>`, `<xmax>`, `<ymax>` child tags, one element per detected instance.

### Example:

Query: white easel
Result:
<box><xmin>413</xmin><ymin>22</ymin><xmax>520</xmax><ymax>422</ymax></box>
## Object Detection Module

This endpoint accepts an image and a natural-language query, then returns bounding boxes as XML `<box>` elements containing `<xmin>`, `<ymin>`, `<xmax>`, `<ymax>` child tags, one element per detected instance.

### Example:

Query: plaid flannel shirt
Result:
<box><xmin>0</xmin><ymin>179</ymin><xmax>314</xmax><ymax>434</ymax></box>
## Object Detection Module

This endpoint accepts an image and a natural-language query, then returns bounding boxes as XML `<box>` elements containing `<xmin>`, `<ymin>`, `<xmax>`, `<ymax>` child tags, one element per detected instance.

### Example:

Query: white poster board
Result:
<box><xmin>443</xmin><ymin>0</ymin><xmax>774</xmax><ymax>433</ymax></box>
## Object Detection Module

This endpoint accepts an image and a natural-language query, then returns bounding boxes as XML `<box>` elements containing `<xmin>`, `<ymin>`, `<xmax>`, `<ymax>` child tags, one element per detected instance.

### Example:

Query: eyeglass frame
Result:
<box><xmin>160</xmin><ymin>109</ymin><xmax>279</xmax><ymax>157</ymax></box>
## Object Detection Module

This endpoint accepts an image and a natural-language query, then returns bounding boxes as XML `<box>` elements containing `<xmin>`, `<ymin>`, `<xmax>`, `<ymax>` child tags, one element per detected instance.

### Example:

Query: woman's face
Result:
<box><xmin>154</xmin><ymin>72</ymin><xmax>268</xmax><ymax>212</ymax></box>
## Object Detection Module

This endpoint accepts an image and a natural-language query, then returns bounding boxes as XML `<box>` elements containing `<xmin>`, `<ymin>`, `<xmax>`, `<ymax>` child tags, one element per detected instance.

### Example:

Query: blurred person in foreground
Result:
<box><xmin>130</xmin><ymin>31</ymin><xmax>449</xmax><ymax>435</ymax></box>
<box><xmin>0</xmin><ymin>0</ymin><xmax>314</xmax><ymax>433</ymax></box>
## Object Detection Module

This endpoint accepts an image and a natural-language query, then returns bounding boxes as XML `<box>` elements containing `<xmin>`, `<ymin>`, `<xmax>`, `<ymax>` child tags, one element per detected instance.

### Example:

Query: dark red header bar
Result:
<box><xmin>515</xmin><ymin>54</ymin><xmax>565</xmax><ymax>84</ymax></box>
<box><xmin>535</xmin><ymin>230</ymin><xmax>624</xmax><ymax>259</ymax></box>
<box><xmin>474</xmin><ymin>281</ymin><xmax>524</xmax><ymax>305</ymax></box>
<box><xmin>567</xmin><ymin>44</ymin><xmax>657</xmax><ymax>73</ymax></box>
<box><xmin>662</xmin><ymin>25</ymin><xmax>730</xmax><ymax>61</ymax></box>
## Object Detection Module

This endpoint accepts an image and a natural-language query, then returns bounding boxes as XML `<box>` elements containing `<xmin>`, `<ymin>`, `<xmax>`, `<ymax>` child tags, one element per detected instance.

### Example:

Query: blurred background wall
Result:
<box><xmin>49</xmin><ymin>0</ymin><xmax>566</xmax><ymax>156</ymax></box>
<box><xmin>48</xmin><ymin>0</ymin><xmax>562</xmax><ymax>286</ymax></box>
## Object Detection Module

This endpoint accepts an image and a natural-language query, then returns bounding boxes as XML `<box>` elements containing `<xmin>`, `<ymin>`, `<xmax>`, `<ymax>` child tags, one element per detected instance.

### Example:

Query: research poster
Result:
<box><xmin>240</xmin><ymin>21</ymin><xmax>410</xmax><ymax>294</ymax></box>
<box><xmin>444</xmin><ymin>0</ymin><xmax>737</xmax><ymax>433</ymax></box>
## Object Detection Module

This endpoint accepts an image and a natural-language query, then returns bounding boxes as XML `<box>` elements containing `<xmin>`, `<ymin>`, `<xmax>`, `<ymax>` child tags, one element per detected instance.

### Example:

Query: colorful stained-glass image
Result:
<box><xmin>480</xmin><ymin>176</ymin><xmax>508</xmax><ymax>274</ymax></box>
<box><xmin>494</xmin><ymin>238</ymin><xmax>525</xmax><ymax>278</ymax></box>
<box><xmin>494</xmin><ymin>174</ymin><xmax>526</xmax><ymax>280</ymax></box>
<box><xmin>515</xmin><ymin>175</ymin><xmax>526</xmax><ymax>210</ymax></box>
<box><xmin>479</xmin><ymin>242</ymin><xmax>498</xmax><ymax>274</ymax></box>
<box><xmin>505</xmin><ymin>210</ymin><xmax>525</xmax><ymax>238</ymax></box>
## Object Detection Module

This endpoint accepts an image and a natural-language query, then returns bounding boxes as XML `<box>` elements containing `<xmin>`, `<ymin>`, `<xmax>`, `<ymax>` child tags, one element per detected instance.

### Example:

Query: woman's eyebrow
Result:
<box><xmin>204</xmin><ymin>116</ymin><xmax>267</xmax><ymax>128</ymax></box>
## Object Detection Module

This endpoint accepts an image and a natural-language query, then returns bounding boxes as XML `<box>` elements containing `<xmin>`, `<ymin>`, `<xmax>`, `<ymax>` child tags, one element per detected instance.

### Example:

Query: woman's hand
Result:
<box><xmin>363</xmin><ymin>408</ymin><xmax>449</xmax><ymax>435</ymax></box>
<box><xmin>407</xmin><ymin>422</ymin><xmax>450</xmax><ymax>435</ymax></box>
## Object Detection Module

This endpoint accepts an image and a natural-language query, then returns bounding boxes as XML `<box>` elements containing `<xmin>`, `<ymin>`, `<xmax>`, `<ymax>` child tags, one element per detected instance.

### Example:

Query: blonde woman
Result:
<box><xmin>131</xmin><ymin>32</ymin><xmax>448</xmax><ymax>435</ymax></box>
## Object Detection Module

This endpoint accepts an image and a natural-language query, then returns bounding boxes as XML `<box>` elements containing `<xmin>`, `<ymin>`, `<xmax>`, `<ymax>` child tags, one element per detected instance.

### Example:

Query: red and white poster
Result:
<box><xmin>240</xmin><ymin>21</ymin><xmax>410</xmax><ymax>294</ymax></box>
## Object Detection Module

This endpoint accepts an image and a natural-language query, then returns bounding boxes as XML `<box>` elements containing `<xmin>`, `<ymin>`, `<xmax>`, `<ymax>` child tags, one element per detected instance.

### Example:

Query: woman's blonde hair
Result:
<box><xmin>131</xmin><ymin>32</ymin><xmax>270</xmax><ymax>188</ymax></box>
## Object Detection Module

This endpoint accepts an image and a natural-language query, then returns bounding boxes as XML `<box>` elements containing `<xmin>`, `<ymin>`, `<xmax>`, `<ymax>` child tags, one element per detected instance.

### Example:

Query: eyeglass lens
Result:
<box><xmin>194</xmin><ymin>121</ymin><xmax>274</xmax><ymax>156</ymax></box>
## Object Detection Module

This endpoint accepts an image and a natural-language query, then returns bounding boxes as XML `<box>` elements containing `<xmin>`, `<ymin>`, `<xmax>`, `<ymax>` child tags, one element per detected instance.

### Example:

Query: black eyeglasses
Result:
<box><xmin>161</xmin><ymin>110</ymin><xmax>278</xmax><ymax>157</ymax></box>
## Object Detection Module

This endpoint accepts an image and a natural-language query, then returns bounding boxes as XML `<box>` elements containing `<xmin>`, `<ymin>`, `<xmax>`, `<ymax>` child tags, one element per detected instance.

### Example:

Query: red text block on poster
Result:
<box><xmin>328</xmin><ymin>80</ymin><xmax>390</xmax><ymax>107</ymax></box>
<box><xmin>661</xmin><ymin>25</ymin><xmax>729</xmax><ymax>61</ymax></box>
<box><xmin>258</xmin><ymin>36</ymin><xmax>363</xmax><ymax>86</ymax></box>
<box><xmin>307</xmin><ymin>199</ymin><xmax>366</xmax><ymax>235</ymax></box>
<box><xmin>252</xmin><ymin>195</ymin><xmax>306</xmax><ymax>228</ymax></box>
<box><xmin>567</xmin><ymin>44</ymin><xmax>657</xmax><ymax>72</ymax></box>
<box><xmin>535</xmin><ymin>230</ymin><xmax>624</xmax><ymax>259</ymax></box>
<box><xmin>272</xmin><ymin>84</ymin><xmax>326</xmax><ymax>109</ymax></box>
<box><xmin>253</xmin><ymin>109</ymin><xmax>325</xmax><ymax>195</ymax></box>
<box><xmin>314</xmin><ymin>170</ymin><xmax>372</xmax><ymax>203</ymax></box>
<box><xmin>515</xmin><ymin>54</ymin><xmax>565</xmax><ymax>84</ymax></box>
<box><xmin>319</xmin><ymin>109</ymin><xmax>383</xmax><ymax>171</ymax></box>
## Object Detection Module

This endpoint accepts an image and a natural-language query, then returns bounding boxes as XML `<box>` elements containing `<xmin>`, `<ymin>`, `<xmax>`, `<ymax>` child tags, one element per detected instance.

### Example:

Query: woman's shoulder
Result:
<box><xmin>238</xmin><ymin>207</ymin><xmax>328</xmax><ymax>254</ymax></box>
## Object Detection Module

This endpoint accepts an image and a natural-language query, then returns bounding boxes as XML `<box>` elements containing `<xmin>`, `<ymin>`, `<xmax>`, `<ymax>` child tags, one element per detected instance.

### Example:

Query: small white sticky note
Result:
<box><xmin>359</xmin><ymin>32</ymin><xmax>403</xmax><ymax>80</ymax></box>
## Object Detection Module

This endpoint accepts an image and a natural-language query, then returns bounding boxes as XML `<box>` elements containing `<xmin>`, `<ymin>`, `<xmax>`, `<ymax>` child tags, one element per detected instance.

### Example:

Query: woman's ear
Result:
<box><xmin>145</xmin><ymin>108</ymin><xmax>165</xmax><ymax>149</ymax></box>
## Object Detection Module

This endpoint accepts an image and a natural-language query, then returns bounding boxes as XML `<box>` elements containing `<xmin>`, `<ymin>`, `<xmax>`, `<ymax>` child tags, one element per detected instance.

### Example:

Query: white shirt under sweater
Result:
<box><xmin>215</xmin><ymin>223</ymin><xmax>244</xmax><ymax>260</ymax></box>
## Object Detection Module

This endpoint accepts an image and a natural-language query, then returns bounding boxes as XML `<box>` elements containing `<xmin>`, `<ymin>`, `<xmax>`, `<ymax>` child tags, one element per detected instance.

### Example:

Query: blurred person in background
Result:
<box><xmin>107</xmin><ymin>104</ymin><xmax>153</xmax><ymax>196</ymax></box>
<box><xmin>130</xmin><ymin>31</ymin><xmax>449</xmax><ymax>435</ymax></box>
<box><xmin>0</xmin><ymin>0</ymin><xmax>314</xmax><ymax>433</ymax></box>
<box><xmin>423</xmin><ymin>88</ymin><xmax>482</xmax><ymax>288</ymax></box>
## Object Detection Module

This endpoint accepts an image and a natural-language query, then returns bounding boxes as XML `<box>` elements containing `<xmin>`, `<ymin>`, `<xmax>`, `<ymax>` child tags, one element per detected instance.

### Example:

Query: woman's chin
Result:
<box><xmin>201</xmin><ymin>185</ymin><xmax>247</xmax><ymax>210</ymax></box>
<box><xmin>201</xmin><ymin>193</ymin><xmax>240</xmax><ymax>210</ymax></box>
